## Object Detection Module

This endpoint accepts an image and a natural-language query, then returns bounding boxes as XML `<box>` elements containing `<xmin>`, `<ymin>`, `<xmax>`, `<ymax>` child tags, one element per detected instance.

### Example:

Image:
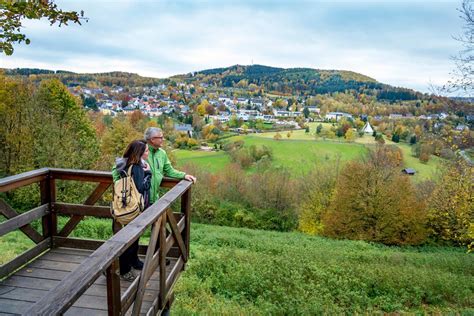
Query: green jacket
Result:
<box><xmin>112</xmin><ymin>145</ymin><xmax>185</xmax><ymax>204</ymax></box>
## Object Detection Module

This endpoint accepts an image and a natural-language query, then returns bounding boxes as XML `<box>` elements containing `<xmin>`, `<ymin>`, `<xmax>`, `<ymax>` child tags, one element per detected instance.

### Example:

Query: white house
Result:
<box><xmin>325</xmin><ymin>112</ymin><xmax>353</xmax><ymax>121</ymax></box>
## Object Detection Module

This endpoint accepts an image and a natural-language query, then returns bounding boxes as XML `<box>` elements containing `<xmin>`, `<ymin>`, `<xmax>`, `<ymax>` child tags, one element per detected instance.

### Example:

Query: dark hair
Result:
<box><xmin>123</xmin><ymin>140</ymin><xmax>147</xmax><ymax>166</ymax></box>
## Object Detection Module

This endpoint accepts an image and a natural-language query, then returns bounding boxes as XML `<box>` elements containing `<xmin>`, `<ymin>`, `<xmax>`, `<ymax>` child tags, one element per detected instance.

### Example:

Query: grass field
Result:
<box><xmin>173</xmin><ymin>224</ymin><xmax>473</xmax><ymax>314</ymax></box>
<box><xmin>173</xmin><ymin>149</ymin><xmax>231</xmax><ymax>173</ymax></box>
<box><xmin>3</xmin><ymin>221</ymin><xmax>471</xmax><ymax>314</ymax></box>
<box><xmin>175</xmin><ymin>132</ymin><xmax>442</xmax><ymax>181</ymax></box>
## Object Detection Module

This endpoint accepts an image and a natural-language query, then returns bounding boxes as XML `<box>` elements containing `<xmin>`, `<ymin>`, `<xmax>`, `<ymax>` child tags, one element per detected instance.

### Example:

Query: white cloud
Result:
<box><xmin>0</xmin><ymin>0</ymin><xmax>463</xmax><ymax>94</ymax></box>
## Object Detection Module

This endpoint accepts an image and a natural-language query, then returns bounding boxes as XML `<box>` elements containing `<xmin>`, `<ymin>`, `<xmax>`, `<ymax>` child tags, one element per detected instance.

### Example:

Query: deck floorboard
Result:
<box><xmin>0</xmin><ymin>247</ymin><xmax>177</xmax><ymax>315</ymax></box>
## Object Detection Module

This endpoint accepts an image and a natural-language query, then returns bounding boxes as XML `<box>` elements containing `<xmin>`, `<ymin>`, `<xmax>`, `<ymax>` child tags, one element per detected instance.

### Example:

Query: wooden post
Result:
<box><xmin>50</xmin><ymin>177</ymin><xmax>57</xmax><ymax>237</ymax></box>
<box><xmin>106</xmin><ymin>259</ymin><xmax>122</xmax><ymax>316</ymax></box>
<box><xmin>40</xmin><ymin>177</ymin><xmax>51</xmax><ymax>239</ymax></box>
<box><xmin>159</xmin><ymin>212</ymin><xmax>167</xmax><ymax>310</ymax></box>
<box><xmin>181</xmin><ymin>188</ymin><xmax>191</xmax><ymax>259</ymax></box>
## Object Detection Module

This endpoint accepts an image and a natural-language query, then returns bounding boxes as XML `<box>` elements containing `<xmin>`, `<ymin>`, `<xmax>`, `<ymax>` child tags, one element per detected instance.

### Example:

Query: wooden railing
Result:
<box><xmin>0</xmin><ymin>168</ymin><xmax>193</xmax><ymax>315</ymax></box>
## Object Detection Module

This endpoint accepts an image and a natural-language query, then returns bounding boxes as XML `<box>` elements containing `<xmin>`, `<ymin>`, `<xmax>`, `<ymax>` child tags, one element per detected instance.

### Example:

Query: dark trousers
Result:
<box><xmin>113</xmin><ymin>221</ymin><xmax>140</xmax><ymax>275</ymax></box>
<box><xmin>119</xmin><ymin>239</ymin><xmax>139</xmax><ymax>275</ymax></box>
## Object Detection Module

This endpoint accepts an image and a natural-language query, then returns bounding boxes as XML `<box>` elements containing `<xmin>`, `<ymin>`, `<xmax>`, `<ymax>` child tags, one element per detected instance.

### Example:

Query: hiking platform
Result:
<box><xmin>0</xmin><ymin>168</ymin><xmax>193</xmax><ymax>315</ymax></box>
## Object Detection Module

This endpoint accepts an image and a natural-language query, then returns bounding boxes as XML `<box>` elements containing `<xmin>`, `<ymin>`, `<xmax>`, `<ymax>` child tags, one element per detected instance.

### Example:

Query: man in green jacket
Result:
<box><xmin>112</xmin><ymin>127</ymin><xmax>196</xmax><ymax>204</ymax></box>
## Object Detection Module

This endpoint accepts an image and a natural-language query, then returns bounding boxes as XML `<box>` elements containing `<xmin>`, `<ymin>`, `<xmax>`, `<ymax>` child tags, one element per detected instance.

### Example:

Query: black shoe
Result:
<box><xmin>132</xmin><ymin>259</ymin><xmax>144</xmax><ymax>270</ymax></box>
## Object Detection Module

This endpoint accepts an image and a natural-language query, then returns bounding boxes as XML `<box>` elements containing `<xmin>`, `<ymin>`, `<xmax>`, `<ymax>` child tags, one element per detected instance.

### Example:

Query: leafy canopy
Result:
<box><xmin>0</xmin><ymin>0</ymin><xmax>86</xmax><ymax>55</ymax></box>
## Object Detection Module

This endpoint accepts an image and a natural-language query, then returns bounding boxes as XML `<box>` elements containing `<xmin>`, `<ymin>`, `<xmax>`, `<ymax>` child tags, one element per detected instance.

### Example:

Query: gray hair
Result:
<box><xmin>144</xmin><ymin>127</ymin><xmax>163</xmax><ymax>141</ymax></box>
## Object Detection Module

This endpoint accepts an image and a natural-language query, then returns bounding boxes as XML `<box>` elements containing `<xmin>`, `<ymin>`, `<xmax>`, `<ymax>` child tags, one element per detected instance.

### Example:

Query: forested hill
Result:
<box><xmin>2</xmin><ymin>68</ymin><xmax>165</xmax><ymax>87</ymax></box>
<box><xmin>173</xmin><ymin>64</ymin><xmax>424</xmax><ymax>101</ymax></box>
<box><xmin>3</xmin><ymin>64</ymin><xmax>424</xmax><ymax>101</ymax></box>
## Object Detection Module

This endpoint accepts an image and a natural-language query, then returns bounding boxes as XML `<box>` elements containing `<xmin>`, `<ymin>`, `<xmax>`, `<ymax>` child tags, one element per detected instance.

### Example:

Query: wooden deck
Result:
<box><xmin>0</xmin><ymin>168</ymin><xmax>193</xmax><ymax>315</ymax></box>
<box><xmin>0</xmin><ymin>247</ymin><xmax>177</xmax><ymax>315</ymax></box>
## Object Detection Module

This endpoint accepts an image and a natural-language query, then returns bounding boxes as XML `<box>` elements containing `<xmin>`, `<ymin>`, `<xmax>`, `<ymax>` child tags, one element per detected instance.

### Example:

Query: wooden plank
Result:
<box><xmin>53</xmin><ymin>236</ymin><xmax>105</xmax><ymax>250</ymax></box>
<box><xmin>0</xmin><ymin>298</ymin><xmax>31</xmax><ymax>314</ymax></box>
<box><xmin>181</xmin><ymin>188</ymin><xmax>191</xmax><ymax>259</ymax></box>
<box><xmin>49</xmin><ymin>168</ymin><xmax>113</xmax><ymax>184</ymax></box>
<box><xmin>0</xmin><ymin>238</ymin><xmax>50</xmax><ymax>278</ymax></box>
<box><xmin>166</xmin><ymin>209</ymin><xmax>187</xmax><ymax>262</ymax></box>
<box><xmin>58</xmin><ymin>182</ymin><xmax>111</xmax><ymax>237</ymax></box>
<box><xmin>176</xmin><ymin>214</ymin><xmax>185</xmax><ymax>233</ymax></box>
<box><xmin>0</xmin><ymin>286</ymin><xmax>109</xmax><ymax>311</ymax></box>
<box><xmin>106</xmin><ymin>259</ymin><xmax>121</xmax><ymax>316</ymax></box>
<box><xmin>49</xmin><ymin>247</ymin><xmax>94</xmax><ymax>256</ymax></box>
<box><xmin>120</xmin><ymin>274</ymin><xmax>140</xmax><ymax>314</ymax></box>
<box><xmin>64</xmin><ymin>307</ymin><xmax>109</xmax><ymax>316</ymax></box>
<box><xmin>28</xmin><ymin>258</ymin><xmax>80</xmax><ymax>272</ymax></box>
<box><xmin>160</xmin><ymin>178</ymin><xmax>180</xmax><ymax>189</ymax></box>
<box><xmin>165</xmin><ymin>257</ymin><xmax>184</xmax><ymax>293</ymax></box>
<box><xmin>0</xmin><ymin>204</ymin><xmax>49</xmax><ymax>237</ymax></box>
<box><xmin>0</xmin><ymin>168</ymin><xmax>49</xmax><ymax>193</ymax></box>
<box><xmin>159</xmin><ymin>213</ymin><xmax>167</xmax><ymax>310</ymax></box>
<box><xmin>11</xmin><ymin>267</ymin><xmax>161</xmax><ymax>293</ymax></box>
<box><xmin>0</xmin><ymin>199</ymin><xmax>43</xmax><ymax>244</ymax></box>
<box><xmin>25</xmin><ymin>180</ymin><xmax>191</xmax><ymax>315</ymax></box>
<box><xmin>132</xmin><ymin>218</ymin><xmax>161</xmax><ymax>316</ymax></box>
<box><xmin>54</xmin><ymin>203</ymin><xmax>111</xmax><ymax>218</ymax></box>
<box><xmin>41</xmin><ymin>251</ymin><xmax>89</xmax><ymax>264</ymax></box>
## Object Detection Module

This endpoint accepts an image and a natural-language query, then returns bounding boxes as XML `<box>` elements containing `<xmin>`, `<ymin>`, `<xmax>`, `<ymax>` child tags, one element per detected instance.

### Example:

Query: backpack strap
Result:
<box><xmin>127</xmin><ymin>165</ymin><xmax>134</xmax><ymax>177</ymax></box>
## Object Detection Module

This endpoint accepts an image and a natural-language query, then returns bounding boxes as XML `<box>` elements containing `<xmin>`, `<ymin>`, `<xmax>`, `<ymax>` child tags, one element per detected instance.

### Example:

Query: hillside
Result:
<box><xmin>174</xmin><ymin>64</ymin><xmax>423</xmax><ymax>100</ymax></box>
<box><xmin>3</xmin><ymin>65</ymin><xmax>424</xmax><ymax>101</ymax></box>
<box><xmin>2</xmin><ymin>221</ymin><xmax>472</xmax><ymax>314</ymax></box>
<box><xmin>172</xmin><ymin>224</ymin><xmax>473</xmax><ymax>314</ymax></box>
<box><xmin>2</xmin><ymin>68</ymin><xmax>165</xmax><ymax>87</ymax></box>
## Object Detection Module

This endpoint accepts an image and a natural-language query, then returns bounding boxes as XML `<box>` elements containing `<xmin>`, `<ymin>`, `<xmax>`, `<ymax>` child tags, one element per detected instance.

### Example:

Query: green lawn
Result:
<box><xmin>174</xmin><ymin>149</ymin><xmax>231</xmax><ymax>172</ymax></box>
<box><xmin>396</xmin><ymin>143</ymin><xmax>442</xmax><ymax>181</ymax></box>
<box><xmin>175</xmin><ymin>135</ymin><xmax>367</xmax><ymax>174</ymax></box>
<box><xmin>238</xmin><ymin>135</ymin><xmax>367</xmax><ymax>171</ymax></box>
<box><xmin>175</xmin><ymin>132</ymin><xmax>442</xmax><ymax>181</ymax></box>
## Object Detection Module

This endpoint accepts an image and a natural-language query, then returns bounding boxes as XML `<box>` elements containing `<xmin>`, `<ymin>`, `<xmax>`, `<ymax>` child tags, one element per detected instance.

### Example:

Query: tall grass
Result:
<box><xmin>1</xmin><ymin>220</ymin><xmax>472</xmax><ymax>314</ymax></box>
<box><xmin>173</xmin><ymin>224</ymin><xmax>474</xmax><ymax>314</ymax></box>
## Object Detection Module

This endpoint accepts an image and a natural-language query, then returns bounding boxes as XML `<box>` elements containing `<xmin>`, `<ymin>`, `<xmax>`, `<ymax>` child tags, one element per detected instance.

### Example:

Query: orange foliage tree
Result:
<box><xmin>322</xmin><ymin>145</ymin><xmax>427</xmax><ymax>245</ymax></box>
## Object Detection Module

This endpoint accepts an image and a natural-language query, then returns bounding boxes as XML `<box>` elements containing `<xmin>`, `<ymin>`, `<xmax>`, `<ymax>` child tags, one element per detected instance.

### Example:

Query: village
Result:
<box><xmin>71</xmin><ymin>82</ymin><xmax>471</xmax><ymax>137</ymax></box>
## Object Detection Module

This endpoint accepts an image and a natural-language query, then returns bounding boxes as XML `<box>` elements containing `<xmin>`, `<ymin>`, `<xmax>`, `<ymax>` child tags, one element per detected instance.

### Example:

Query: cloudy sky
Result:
<box><xmin>0</xmin><ymin>0</ymin><xmax>465</xmax><ymax>94</ymax></box>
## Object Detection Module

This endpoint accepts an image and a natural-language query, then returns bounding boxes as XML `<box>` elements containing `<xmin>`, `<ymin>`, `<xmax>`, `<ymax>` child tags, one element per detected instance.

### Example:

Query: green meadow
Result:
<box><xmin>3</xmin><ymin>221</ymin><xmax>471</xmax><ymax>314</ymax></box>
<box><xmin>175</xmin><ymin>132</ymin><xmax>442</xmax><ymax>181</ymax></box>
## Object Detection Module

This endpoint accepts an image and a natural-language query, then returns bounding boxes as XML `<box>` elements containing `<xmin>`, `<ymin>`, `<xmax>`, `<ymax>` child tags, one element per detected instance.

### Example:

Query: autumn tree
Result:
<box><xmin>344</xmin><ymin>128</ymin><xmax>356</xmax><ymax>142</ymax></box>
<box><xmin>196</xmin><ymin>100</ymin><xmax>208</xmax><ymax>116</ymax></box>
<box><xmin>0</xmin><ymin>72</ymin><xmax>34</xmax><ymax>175</ymax></box>
<box><xmin>298</xmin><ymin>165</ymin><xmax>337</xmax><ymax>235</ymax></box>
<box><xmin>322</xmin><ymin>145</ymin><xmax>427</xmax><ymax>245</ymax></box>
<box><xmin>427</xmin><ymin>159</ymin><xmax>473</xmax><ymax>248</ymax></box>
<box><xmin>99</xmin><ymin>115</ymin><xmax>141</xmax><ymax>169</ymax></box>
<box><xmin>32</xmin><ymin>79</ymin><xmax>98</xmax><ymax>169</ymax></box>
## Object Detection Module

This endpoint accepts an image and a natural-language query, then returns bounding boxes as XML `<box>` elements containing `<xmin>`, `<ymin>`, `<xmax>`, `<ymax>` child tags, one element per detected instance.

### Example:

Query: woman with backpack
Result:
<box><xmin>113</xmin><ymin>139</ymin><xmax>152</xmax><ymax>281</ymax></box>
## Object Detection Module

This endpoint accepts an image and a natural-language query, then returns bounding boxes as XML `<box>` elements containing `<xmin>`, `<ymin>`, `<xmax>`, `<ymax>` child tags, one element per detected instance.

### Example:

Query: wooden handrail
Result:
<box><xmin>25</xmin><ymin>179</ymin><xmax>192</xmax><ymax>315</ymax></box>
<box><xmin>0</xmin><ymin>168</ymin><xmax>49</xmax><ymax>192</ymax></box>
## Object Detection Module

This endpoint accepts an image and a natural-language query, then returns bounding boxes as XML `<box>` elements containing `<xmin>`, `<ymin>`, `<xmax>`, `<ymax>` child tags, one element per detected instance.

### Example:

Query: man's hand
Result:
<box><xmin>184</xmin><ymin>174</ymin><xmax>196</xmax><ymax>184</ymax></box>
